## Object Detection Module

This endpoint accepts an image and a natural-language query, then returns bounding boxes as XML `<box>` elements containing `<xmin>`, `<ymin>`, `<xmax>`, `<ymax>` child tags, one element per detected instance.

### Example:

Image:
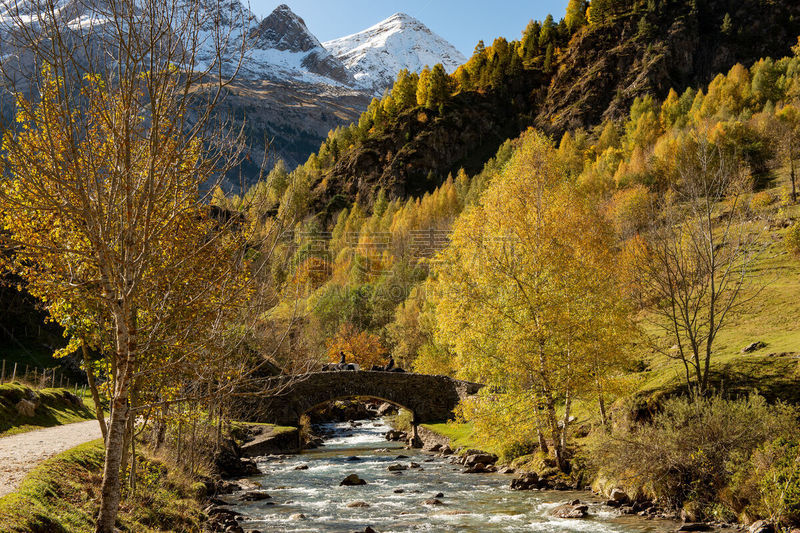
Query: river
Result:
<box><xmin>228</xmin><ymin>418</ymin><xmax>684</xmax><ymax>533</ymax></box>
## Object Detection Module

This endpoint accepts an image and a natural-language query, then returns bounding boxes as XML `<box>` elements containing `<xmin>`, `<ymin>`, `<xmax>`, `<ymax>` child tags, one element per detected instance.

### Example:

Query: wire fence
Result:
<box><xmin>0</xmin><ymin>358</ymin><xmax>86</xmax><ymax>396</ymax></box>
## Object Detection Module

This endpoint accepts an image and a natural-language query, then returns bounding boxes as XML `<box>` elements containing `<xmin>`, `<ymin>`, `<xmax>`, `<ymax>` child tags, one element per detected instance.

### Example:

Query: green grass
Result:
<box><xmin>0</xmin><ymin>440</ymin><xmax>204</xmax><ymax>533</ymax></box>
<box><xmin>625</xmin><ymin>175</ymin><xmax>800</xmax><ymax>409</ymax></box>
<box><xmin>420</xmin><ymin>421</ymin><xmax>496</xmax><ymax>453</ymax></box>
<box><xmin>0</xmin><ymin>383</ymin><xmax>98</xmax><ymax>437</ymax></box>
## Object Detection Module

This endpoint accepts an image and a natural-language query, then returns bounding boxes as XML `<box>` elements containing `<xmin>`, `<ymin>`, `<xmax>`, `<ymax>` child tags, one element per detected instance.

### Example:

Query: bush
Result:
<box><xmin>590</xmin><ymin>394</ymin><xmax>798</xmax><ymax>520</ymax></box>
<box><xmin>786</xmin><ymin>223</ymin><xmax>800</xmax><ymax>255</ymax></box>
<box><xmin>731</xmin><ymin>438</ymin><xmax>800</xmax><ymax>526</ymax></box>
<box><xmin>750</xmin><ymin>190</ymin><xmax>776</xmax><ymax>212</ymax></box>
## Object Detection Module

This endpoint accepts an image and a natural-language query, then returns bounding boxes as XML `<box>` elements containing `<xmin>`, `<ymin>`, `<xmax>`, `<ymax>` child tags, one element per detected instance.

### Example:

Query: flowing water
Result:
<box><xmin>227</xmin><ymin>419</ymin><xmax>684</xmax><ymax>532</ymax></box>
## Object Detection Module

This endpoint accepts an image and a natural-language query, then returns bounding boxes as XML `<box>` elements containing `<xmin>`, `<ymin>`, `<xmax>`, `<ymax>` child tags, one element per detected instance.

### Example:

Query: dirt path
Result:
<box><xmin>0</xmin><ymin>420</ymin><xmax>102</xmax><ymax>498</ymax></box>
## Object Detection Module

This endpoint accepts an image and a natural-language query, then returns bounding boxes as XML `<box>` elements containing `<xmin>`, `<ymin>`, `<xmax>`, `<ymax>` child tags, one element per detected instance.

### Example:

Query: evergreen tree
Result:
<box><xmin>417</xmin><ymin>66</ymin><xmax>432</xmax><ymax>107</ymax></box>
<box><xmin>566</xmin><ymin>0</ymin><xmax>587</xmax><ymax>33</ymax></box>
<box><xmin>392</xmin><ymin>69</ymin><xmax>419</xmax><ymax>110</ymax></box>
<box><xmin>539</xmin><ymin>14</ymin><xmax>556</xmax><ymax>47</ymax></box>
<box><xmin>426</xmin><ymin>64</ymin><xmax>451</xmax><ymax>109</ymax></box>
<box><xmin>521</xmin><ymin>20</ymin><xmax>541</xmax><ymax>59</ymax></box>
<box><xmin>544</xmin><ymin>43</ymin><xmax>555</xmax><ymax>73</ymax></box>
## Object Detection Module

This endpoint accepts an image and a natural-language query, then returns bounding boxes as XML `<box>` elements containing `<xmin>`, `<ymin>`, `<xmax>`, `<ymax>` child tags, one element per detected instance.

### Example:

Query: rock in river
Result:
<box><xmin>340</xmin><ymin>474</ymin><xmax>367</xmax><ymax>486</ymax></box>
<box><xmin>551</xmin><ymin>500</ymin><xmax>589</xmax><ymax>519</ymax></box>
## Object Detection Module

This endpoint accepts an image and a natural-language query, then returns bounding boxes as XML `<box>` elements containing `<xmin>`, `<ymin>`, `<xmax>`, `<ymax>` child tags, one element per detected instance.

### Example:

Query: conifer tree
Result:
<box><xmin>417</xmin><ymin>66</ymin><xmax>432</xmax><ymax>107</ymax></box>
<box><xmin>392</xmin><ymin>69</ymin><xmax>419</xmax><ymax>110</ymax></box>
<box><xmin>426</xmin><ymin>64</ymin><xmax>451</xmax><ymax>109</ymax></box>
<box><xmin>566</xmin><ymin>0</ymin><xmax>587</xmax><ymax>33</ymax></box>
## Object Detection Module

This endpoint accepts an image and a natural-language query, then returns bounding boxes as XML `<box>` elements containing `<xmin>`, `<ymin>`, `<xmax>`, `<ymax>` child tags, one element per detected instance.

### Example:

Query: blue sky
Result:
<box><xmin>250</xmin><ymin>1</ymin><xmax>571</xmax><ymax>56</ymax></box>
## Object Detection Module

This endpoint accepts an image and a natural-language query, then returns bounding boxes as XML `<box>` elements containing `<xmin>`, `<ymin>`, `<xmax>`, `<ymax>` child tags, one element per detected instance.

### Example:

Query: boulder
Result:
<box><xmin>409</xmin><ymin>462</ymin><xmax>421</xmax><ymax>468</ymax></box>
<box><xmin>551</xmin><ymin>501</ymin><xmax>589</xmax><ymax>518</ymax></box>
<box><xmin>377</xmin><ymin>402</ymin><xmax>397</xmax><ymax>416</ymax></box>
<box><xmin>676</xmin><ymin>524</ymin><xmax>712</xmax><ymax>532</ymax></box>
<box><xmin>238</xmin><ymin>491</ymin><xmax>271</xmax><ymax>502</ymax></box>
<box><xmin>742</xmin><ymin>341</ymin><xmax>767</xmax><ymax>353</ymax></box>
<box><xmin>387</xmin><ymin>463</ymin><xmax>408</xmax><ymax>472</ymax></box>
<box><xmin>465</xmin><ymin>453</ymin><xmax>498</xmax><ymax>467</ymax></box>
<box><xmin>385</xmin><ymin>430</ymin><xmax>406</xmax><ymax>441</ymax></box>
<box><xmin>609</xmin><ymin>488</ymin><xmax>629</xmax><ymax>504</ymax></box>
<box><xmin>293</xmin><ymin>464</ymin><xmax>309</xmax><ymax>470</ymax></box>
<box><xmin>440</xmin><ymin>445</ymin><xmax>453</xmax><ymax>455</ymax></box>
<box><xmin>427</xmin><ymin>443</ymin><xmax>442</xmax><ymax>452</ymax></box>
<box><xmin>15</xmin><ymin>399</ymin><xmax>37</xmax><ymax>417</ymax></box>
<box><xmin>497</xmin><ymin>466</ymin><xmax>515</xmax><ymax>474</ymax></box>
<box><xmin>748</xmin><ymin>521</ymin><xmax>775</xmax><ymax>533</ymax></box>
<box><xmin>346</xmin><ymin>501</ymin><xmax>370</xmax><ymax>508</ymax></box>
<box><xmin>510</xmin><ymin>472</ymin><xmax>539</xmax><ymax>490</ymax></box>
<box><xmin>346</xmin><ymin>456</ymin><xmax>361</xmax><ymax>462</ymax></box>
<box><xmin>340</xmin><ymin>474</ymin><xmax>367</xmax><ymax>486</ymax></box>
<box><xmin>464</xmin><ymin>463</ymin><xmax>488</xmax><ymax>474</ymax></box>
<box><xmin>423</xmin><ymin>498</ymin><xmax>444</xmax><ymax>505</ymax></box>
<box><xmin>289</xmin><ymin>513</ymin><xmax>306</xmax><ymax>520</ymax></box>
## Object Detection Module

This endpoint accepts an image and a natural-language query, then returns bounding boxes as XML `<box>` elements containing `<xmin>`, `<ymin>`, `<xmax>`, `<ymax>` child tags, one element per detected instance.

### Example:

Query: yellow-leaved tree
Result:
<box><xmin>0</xmin><ymin>0</ymin><xmax>262</xmax><ymax>529</ymax></box>
<box><xmin>432</xmin><ymin>130</ymin><xmax>633</xmax><ymax>468</ymax></box>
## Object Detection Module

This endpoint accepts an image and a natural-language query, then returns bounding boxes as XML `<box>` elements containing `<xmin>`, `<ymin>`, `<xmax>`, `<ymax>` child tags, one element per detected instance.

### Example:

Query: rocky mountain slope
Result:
<box><xmin>323</xmin><ymin>13</ymin><xmax>466</xmax><ymax>95</ymax></box>
<box><xmin>0</xmin><ymin>1</ymin><xmax>466</xmax><ymax>182</ymax></box>
<box><xmin>306</xmin><ymin>0</ymin><xmax>800</xmax><ymax>213</ymax></box>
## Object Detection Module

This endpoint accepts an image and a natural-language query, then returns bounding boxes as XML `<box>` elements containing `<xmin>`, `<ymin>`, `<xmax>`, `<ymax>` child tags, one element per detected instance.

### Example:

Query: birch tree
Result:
<box><xmin>0</xmin><ymin>0</ymin><xmax>271</xmax><ymax>530</ymax></box>
<box><xmin>433</xmin><ymin>131</ymin><xmax>632</xmax><ymax>469</ymax></box>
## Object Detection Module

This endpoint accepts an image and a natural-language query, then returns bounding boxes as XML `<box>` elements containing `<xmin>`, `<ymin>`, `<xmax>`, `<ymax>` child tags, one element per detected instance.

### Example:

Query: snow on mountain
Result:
<box><xmin>323</xmin><ymin>13</ymin><xmax>467</xmax><ymax>95</ymax></box>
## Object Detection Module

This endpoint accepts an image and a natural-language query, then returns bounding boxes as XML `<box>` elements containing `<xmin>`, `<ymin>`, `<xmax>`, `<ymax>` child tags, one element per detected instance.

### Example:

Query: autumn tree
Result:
<box><xmin>0</xmin><ymin>0</ymin><xmax>274</xmax><ymax>530</ymax></box>
<box><xmin>326</xmin><ymin>323</ymin><xmax>388</xmax><ymax>368</ymax></box>
<box><xmin>433</xmin><ymin>130</ymin><xmax>632</xmax><ymax>468</ymax></box>
<box><xmin>777</xmin><ymin>104</ymin><xmax>800</xmax><ymax>203</ymax></box>
<box><xmin>566</xmin><ymin>0</ymin><xmax>588</xmax><ymax>33</ymax></box>
<box><xmin>632</xmin><ymin>133</ymin><xmax>759</xmax><ymax>398</ymax></box>
<box><xmin>426</xmin><ymin>64</ymin><xmax>451</xmax><ymax>109</ymax></box>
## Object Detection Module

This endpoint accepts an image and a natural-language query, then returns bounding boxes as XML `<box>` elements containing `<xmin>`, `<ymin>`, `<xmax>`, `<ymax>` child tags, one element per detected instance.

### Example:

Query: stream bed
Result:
<box><xmin>226</xmin><ymin>419</ymin><xmax>687</xmax><ymax>533</ymax></box>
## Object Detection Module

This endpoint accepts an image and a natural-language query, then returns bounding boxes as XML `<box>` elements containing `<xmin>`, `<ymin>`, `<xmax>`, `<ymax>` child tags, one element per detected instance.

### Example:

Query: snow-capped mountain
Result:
<box><xmin>323</xmin><ymin>13</ymin><xmax>467</xmax><ymax>95</ymax></box>
<box><xmin>0</xmin><ymin>2</ymin><xmax>467</xmax><ymax>183</ymax></box>
<box><xmin>241</xmin><ymin>4</ymin><xmax>352</xmax><ymax>85</ymax></box>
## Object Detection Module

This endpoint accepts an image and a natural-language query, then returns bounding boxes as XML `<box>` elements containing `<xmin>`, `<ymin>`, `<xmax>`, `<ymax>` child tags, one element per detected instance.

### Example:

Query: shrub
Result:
<box><xmin>750</xmin><ymin>190</ymin><xmax>776</xmax><ymax>212</ymax></box>
<box><xmin>786</xmin><ymin>224</ymin><xmax>800</xmax><ymax>255</ymax></box>
<box><xmin>731</xmin><ymin>438</ymin><xmax>800</xmax><ymax>526</ymax></box>
<box><xmin>589</xmin><ymin>394</ymin><xmax>798</xmax><ymax>519</ymax></box>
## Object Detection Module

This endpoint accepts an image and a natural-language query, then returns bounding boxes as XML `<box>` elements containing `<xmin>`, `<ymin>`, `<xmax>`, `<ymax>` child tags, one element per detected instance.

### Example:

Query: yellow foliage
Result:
<box><xmin>326</xmin><ymin>323</ymin><xmax>388</xmax><ymax>368</ymax></box>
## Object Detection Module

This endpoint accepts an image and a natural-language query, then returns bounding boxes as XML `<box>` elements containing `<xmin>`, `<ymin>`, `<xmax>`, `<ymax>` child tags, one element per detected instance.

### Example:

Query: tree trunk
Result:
<box><xmin>791</xmin><ymin>154</ymin><xmax>797</xmax><ymax>204</ymax></box>
<box><xmin>82</xmin><ymin>342</ymin><xmax>108</xmax><ymax>442</ymax></box>
<box><xmin>532</xmin><ymin>399</ymin><xmax>549</xmax><ymax>454</ymax></box>
<box><xmin>560</xmin><ymin>390</ymin><xmax>571</xmax><ymax>451</ymax></box>
<box><xmin>95</xmin><ymin>312</ymin><xmax>135</xmax><ymax>533</ymax></box>
<box><xmin>95</xmin><ymin>387</ymin><xmax>130</xmax><ymax>533</ymax></box>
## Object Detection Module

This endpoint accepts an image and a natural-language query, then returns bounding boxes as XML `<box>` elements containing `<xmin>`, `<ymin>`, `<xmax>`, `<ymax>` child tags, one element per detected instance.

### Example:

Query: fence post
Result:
<box><xmin>59</xmin><ymin>372</ymin><xmax>63</xmax><ymax>388</ymax></box>
<box><xmin>11</xmin><ymin>363</ymin><xmax>17</xmax><ymax>382</ymax></box>
<box><xmin>24</xmin><ymin>365</ymin><xmax>29</xmax><ymax>381</ymax></box>
<box><xmin>1</xmin><ymin>360</ymin><xmax>5</xmax><ymax>383</ymax></box>
<box><xmin>50</xmin><ymin>370</ymin><xmax>55</xmax><ymax>388</ymax></box>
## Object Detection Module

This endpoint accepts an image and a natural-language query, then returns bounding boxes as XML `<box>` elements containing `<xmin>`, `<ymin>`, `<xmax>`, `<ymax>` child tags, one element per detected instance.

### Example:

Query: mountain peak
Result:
<box><xmin>385</xmin><ymin>12</ymin><xmax>419</xmax><ymax>24</ymax></box>
<box><xmin>254</xmin><ymin>3</ymin><xmax>318</xmax><ymax>52</ymax></box>
<box><xmin>323</xmin><ymin>13</ymin><xmax>466</xmax><ymax>95</ymax></box>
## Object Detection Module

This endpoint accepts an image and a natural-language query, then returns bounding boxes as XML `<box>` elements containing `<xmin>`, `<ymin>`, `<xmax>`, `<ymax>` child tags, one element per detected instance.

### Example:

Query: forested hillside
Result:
<box><xmin>258</xmin><ymin>0</ymin><xmax>800</xmax><ymax>217</ymax></box>
<box><xmin>209</xmin><ymin>1</ymin><xmax>800</xmax><ymax>526</ymax></box>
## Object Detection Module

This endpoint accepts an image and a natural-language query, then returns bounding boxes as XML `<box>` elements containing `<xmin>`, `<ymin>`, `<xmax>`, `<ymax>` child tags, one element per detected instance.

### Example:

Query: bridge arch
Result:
<box><xmin>246</xmin><ymin>371</ymin><xmax>484</xmax><ymax>428</ymax></box>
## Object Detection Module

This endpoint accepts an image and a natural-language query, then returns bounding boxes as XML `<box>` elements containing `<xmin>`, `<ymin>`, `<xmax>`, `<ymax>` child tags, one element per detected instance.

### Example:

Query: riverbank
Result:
<box><xmin>218</xmin><ymin>417</ymin><xmax>688</xmax><ymax>533</ymax></box>
<box><xmin>0</xmin><ymin>440</ymin><xmax>205</xmax><ymax>533</ymax></box>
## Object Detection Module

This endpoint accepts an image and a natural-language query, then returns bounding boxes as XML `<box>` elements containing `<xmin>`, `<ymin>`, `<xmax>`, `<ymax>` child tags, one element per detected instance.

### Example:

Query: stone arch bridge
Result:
<box><xmin>242</xmin><ymin>371</ymin><xmax>484</xmax><ymax>428</ymax></box>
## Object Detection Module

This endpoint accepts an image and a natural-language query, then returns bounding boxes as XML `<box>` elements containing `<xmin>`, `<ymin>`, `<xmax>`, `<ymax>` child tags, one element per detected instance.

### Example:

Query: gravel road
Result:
<box><xmin>0</xmin><ymin>420</ymin><xmax>103</xmax><ymax>498</ymax></box>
